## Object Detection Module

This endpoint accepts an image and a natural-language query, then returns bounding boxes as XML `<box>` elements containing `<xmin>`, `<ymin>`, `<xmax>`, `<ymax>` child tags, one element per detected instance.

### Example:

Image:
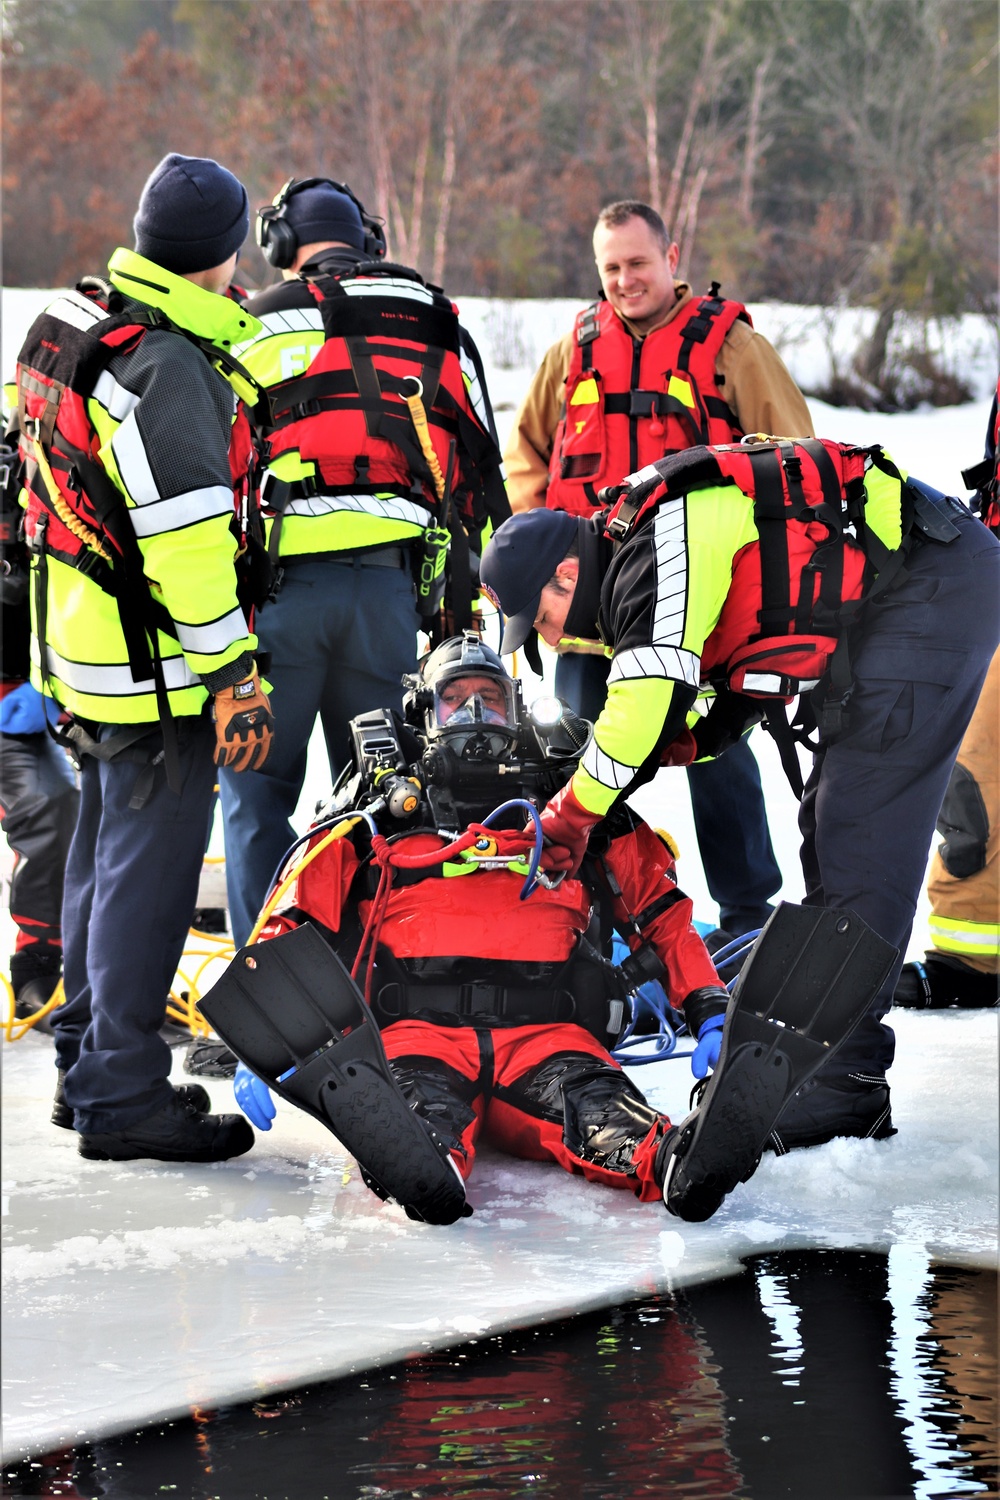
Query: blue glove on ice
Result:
<box><xmin>691</xmin><ymin>1012</ymin><xmax>726</xmax><ymax>1079</ymax></box>
<box><xmin>0</xmin><ymin>682</ymin><xmax>60</xmax><ymax>735</ymax></box>
<box><xmin>234</xmin><ymin>1061</ymin><xmax>275</xmax><ymax>1131</ymax></box>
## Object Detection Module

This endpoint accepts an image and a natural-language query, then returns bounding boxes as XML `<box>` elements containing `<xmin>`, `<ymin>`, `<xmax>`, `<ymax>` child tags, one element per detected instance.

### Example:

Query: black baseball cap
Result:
<box><xmin>480</xmin><ymin>510</ymin><xmax>578</xmax><ymax>653</ymax></box>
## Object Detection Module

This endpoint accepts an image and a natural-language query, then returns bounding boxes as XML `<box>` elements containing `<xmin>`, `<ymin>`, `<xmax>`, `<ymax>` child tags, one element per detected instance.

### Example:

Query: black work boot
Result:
<box><xmin>53</xmin><ymin>1072</ymin><xmax>212</xmax><ymax>1131</ymax></box>
<box><xmin>77</xmin><ymin>1089</ymin><xmax>250</xmax><ymax>1162</ymax></box>
<box><xmin>183</xmin><ymin>1036</ymin><xmax>238</xmax><ymax>1079</ymax></box>
<box><xmin>767</xmin><ymin>1076</ymin><xmax>895</xmax><ymax>1154</ymax></box>
<box><xmin>894</xmin><ymin>954</ymin><xmax>998</xmax><ymax>1009</ymax></box>
<box><xmin>702</xmin><ymin>928</ymin><xmax>747</xmax><ymax>986</ymax></box>
<box><xmin>191</xmin><ymin>907</ymin><xmax>228</xmax><ymax>935</ymax></box>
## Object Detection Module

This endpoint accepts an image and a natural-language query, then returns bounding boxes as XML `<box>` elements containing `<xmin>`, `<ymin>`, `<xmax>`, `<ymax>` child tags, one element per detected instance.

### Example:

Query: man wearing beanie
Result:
<box><xmin>217</xmin><ymin>175</ymin><xmax>508</xmax><ymax>946</ymax></box>
<box><xmin>15</xmin><ymin>153</ymin><xmax>275</xmax><ymax>1162</ymax></box>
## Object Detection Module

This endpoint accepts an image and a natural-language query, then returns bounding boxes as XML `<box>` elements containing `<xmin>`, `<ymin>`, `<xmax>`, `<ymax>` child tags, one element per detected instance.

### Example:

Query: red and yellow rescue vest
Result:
<box><xmin>262</xmin><ymin>266</ymin><xmax>498</xmax><ymax>532</ymax></box>
<box><xmin>16</xmin><ymin>281</ymin><xmax>257</xmax><ymax>646</ymax></box>
<box><xmin>547</xmin><ymin>291</ymin><xmax>749</xmax><ymax>516</ymax></box>
<box><xmin>605</xmin><ymin>438</ymin><xmax>884</xmax><ymax>702</ymax></box>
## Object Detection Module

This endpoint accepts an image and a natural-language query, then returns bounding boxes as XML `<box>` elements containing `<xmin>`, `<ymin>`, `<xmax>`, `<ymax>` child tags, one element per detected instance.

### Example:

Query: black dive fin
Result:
<box><xmin>199</xmin><ymin>925</ymin><xmax>470</xmax><ymax>1226</ymax></box>
<box><xmin>663</xmin><ymin>902</ymin><xmax>898</xmax><ymax>1223</ymax></box>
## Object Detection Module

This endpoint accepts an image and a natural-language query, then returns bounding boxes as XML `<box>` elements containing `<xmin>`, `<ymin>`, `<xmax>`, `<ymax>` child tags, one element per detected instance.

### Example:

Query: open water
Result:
<box><xmin>3</xmin><ymin>1249</ymin><xmax>996</xmax><ymax>1500</ymax></box>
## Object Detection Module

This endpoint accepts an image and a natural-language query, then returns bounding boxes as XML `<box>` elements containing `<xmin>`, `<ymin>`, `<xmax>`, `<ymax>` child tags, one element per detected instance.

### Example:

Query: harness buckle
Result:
<box><xmin>628</xmin><ymin>390</ymin><xmax>658</xmax><ymax>418</ymax></box>
<box><xmin>606</xmin><ymin>502</ymin><xmax>638</xmax><ymax>542</ymax></box>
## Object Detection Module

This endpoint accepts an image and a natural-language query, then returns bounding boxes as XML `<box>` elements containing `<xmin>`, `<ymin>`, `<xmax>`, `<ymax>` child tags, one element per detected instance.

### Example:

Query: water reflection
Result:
<box><xmin>4</xmin><ymin>1252</ymin><xmax>995</xmax><ymax>1500</ymax></box>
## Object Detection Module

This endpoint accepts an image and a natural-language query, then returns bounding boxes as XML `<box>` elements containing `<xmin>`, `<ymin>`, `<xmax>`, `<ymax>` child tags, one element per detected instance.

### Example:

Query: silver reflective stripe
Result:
<box><xmin>459</xmin><ymin>343</ymin><xmax>490</xmax><ymax>429</ymax></box>
<box><xmin>928</xmin><ymin>919</ymin><xmax>999</xmax><ymax>951</ymax></box>
<box><xmin>623</xmin><ymin>463</ymin><xmax>662</xmax><ymax>488</ymax></box>
<box><xmin>232</xmin><ymin>307</ymin><xmax>324</xmax><ymax>358</ymax></box>
<box><xmin>742</xmin><ymin>672</ymin><xmax>785</xmax><ymax>694</ymax></box>
<box><xmin>45</xmin><ymin>292</ymin><xmax>109</xmax><ymax>332</ymax></box>
<box><xmin>91</xmin><ymin>369</ymin><xmax>141</xmax><ymax>424</ymax></box>
<box><xmin>173</xmin><ymin>606</ymin><xmax>248</xmax><ymax>657</ymax></box>
<box><xmin>110</xmin><ymin>416</ymin><xmax>157</xmax><ymax>504</ymax></box>
<box><xmin>340</xmin><ymin>277</ymin><xmax>436</xmax><ymax>304</ymax></box>
<box><xmin>651</xmin><ymin>501</ymin><xmax>689</xmax><ymax>644</ymax></box>
<box><xmin>283</xmin><ymin>491</ymin><xmax>429</xmax><ymax>528</ymax></box>
<box><xmin>608</xmin><ymin>644</ymin><xmax>700</xmax><ymax>689</ymax></box>
<box><xmin>36</xmin><ymin>643</ymin><xmax>200</xmax><ymax>696</ymax></box>
<box><xmin>582</xmin><ymin>740</ymin><xmax>642</xmax><ymax>791</ymax></box>
<box><xmin>128</xmin><ymin>485</ymin><xmax>234</xmax><ymax>538</ymax></box>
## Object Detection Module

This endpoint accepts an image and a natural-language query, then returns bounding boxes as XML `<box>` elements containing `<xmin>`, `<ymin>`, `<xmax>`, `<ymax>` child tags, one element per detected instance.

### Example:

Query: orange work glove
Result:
<box><xmin>212</xmin><ymin>672</ymin><xmax>274</xmax><ymax>772</ymax></box>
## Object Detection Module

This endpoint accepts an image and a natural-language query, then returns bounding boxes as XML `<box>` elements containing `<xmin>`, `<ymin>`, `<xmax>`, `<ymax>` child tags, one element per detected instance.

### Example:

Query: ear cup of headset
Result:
<box><xmin>257</xmin><ymin>177</ymin><xmax>386</xmax><ymax>268</ymax></box>
<box><xmin>362</xmin><ymin>221</ymin><xmax>387</xmax><ymax>259</ymax></box>
<box><xmin>256</xmin><ymin>208</ymin><xmax>298</xmax><ymax>270</ymax></box>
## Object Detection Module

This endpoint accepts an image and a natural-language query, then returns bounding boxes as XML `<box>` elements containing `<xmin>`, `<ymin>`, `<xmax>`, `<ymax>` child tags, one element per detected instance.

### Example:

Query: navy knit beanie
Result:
<box><xmin>282</xmin><ymin>182</ymin><xmax>366</xmax><ymax>253</ymax></box>
<box><xmin>133</xmin><ymin>154</ymin><xmax>250</xmax><ymax>274</ymax></box>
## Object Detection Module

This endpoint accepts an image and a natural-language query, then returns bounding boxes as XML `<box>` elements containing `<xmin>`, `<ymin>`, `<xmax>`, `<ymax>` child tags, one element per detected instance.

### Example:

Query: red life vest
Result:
<box><xmin>546</xmin><ymin>290</ymin><xmax>750</xmax><ymax>517</ymax></box>
<box><xmin>605</xmin><ymin>438</ymin><xmax>881</xmax><ymax>702</ymax></box>
<box><xmin>262</xmin><ymin>264</ymin><xmax>499</xmax><ymax>532</ymax></box>
<box><xmin>16</xmin><ymin>280</ymin><xmax>259</xmax><ymax>640</ymax></box>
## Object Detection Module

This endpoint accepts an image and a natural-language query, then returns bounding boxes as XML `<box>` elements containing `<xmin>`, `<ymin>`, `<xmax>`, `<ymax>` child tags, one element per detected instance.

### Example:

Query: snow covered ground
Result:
<box><xmin>2</xmin><ymin>288</ymin><xmax>997</xmax><ymax>1464</ymax></box>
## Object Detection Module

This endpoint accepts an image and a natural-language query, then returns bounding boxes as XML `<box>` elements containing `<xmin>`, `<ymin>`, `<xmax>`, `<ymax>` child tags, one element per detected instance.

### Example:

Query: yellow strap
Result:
<box><xmin>246</xmin><ymin>816</ymin><xmax>362</xmax><ymax>946</ymax></box>
<box><xmin>402</xmin><ymin>381</ymin><xmax>446</xmax><ymax>501</ymax></box>
<box><xmin>31</xmin><ymin>437</ymin><xmax>112</xmax><ymax>563</ymax></box>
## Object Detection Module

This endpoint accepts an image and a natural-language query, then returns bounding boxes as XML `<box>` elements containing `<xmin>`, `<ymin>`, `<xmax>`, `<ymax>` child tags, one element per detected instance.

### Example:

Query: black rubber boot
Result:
<box><xmin>767</xmin><ymin>1076</ymin><xmax>895</xmax><ymax>1154</ymax></box>
<box><xmin>893</xmin><ymin>955</ymin><xmax>998</xmax><ymax>1009</ymax></box>
<box><xmin>11</xmin><ymin>950</ymin><xmax>62</xmax><ymax>1031</ymax></box>
<box><xmin>53</xmin><ymin>1071</ymin><xmax>212</xmax><ymax>1131</ymax></box>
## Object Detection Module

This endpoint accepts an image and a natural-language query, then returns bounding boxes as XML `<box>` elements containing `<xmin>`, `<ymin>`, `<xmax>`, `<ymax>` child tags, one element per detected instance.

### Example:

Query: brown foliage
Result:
<box><xmin>2</xmin><ymin>0</ymin><xmax>996</xmax><ymax>317</ymax></box>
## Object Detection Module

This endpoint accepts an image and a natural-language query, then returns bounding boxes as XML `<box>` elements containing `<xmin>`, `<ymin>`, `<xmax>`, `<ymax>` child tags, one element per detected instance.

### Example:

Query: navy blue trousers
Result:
<box><xmin>221</xmin><ymin>554</ymin><xmax>419</xmax><ymax>945</ymax></box>
<box><xmin>554</xmin><ymin>652</ymin><xmax>781</xmax><ymax>933</ymax></box>
<box><xmin>53</xmin><ymin>716</ymin><xmax>217</xmax><ymax>1133</ymax></box>
<box><xmin>800</xmin><ymin>501</ymin><xmax>1000</xmax><ymax>1082</ymax></box>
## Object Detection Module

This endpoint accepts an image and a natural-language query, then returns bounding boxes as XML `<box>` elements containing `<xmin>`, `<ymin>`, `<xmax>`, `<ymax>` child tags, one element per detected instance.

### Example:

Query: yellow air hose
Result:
<box><xmin>245</xmin><ymin>815</ymin><xmax>363</xmax><ymax>946</ymax></box>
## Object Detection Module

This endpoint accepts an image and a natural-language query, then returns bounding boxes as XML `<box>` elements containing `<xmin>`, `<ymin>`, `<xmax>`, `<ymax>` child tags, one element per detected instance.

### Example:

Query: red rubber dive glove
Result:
<box><xmin>535</xmin><ymin>782</ymin><xmax>601</xmax><ymax>876</ymax></box>
<box><xmin>660</xmin><ymin>728</ymin><xmax>698</xmax><ymax>767</ymax></box>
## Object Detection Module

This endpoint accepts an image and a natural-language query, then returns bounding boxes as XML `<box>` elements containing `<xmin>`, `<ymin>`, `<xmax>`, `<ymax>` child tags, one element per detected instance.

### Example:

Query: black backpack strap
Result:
<box><xmin>746</xmin><ymin>444</ymin><xmax>794</xmax><ymax>637</ymax></box>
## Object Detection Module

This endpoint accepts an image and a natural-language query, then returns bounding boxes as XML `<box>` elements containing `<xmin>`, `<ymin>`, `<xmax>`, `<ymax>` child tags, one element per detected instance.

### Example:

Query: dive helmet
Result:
<box><xmin>404</xmin><ymin>632</ymin><xmax>522</xmax><ymax>760</ymax></box>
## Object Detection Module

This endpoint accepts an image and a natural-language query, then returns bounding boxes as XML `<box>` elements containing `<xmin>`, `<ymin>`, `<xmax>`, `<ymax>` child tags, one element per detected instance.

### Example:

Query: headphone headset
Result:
<box><xmin>255</xmin><ymin>177</ymin><xmax>387</xmax><ymax>269</ymax></box>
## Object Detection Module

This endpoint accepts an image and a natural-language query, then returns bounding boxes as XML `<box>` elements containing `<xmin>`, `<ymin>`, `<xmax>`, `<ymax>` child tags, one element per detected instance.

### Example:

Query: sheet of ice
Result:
<box><xmin>2</xmin><ymin>1007</ymin><xmax>995</xmax><ymax>1463</ymax></box>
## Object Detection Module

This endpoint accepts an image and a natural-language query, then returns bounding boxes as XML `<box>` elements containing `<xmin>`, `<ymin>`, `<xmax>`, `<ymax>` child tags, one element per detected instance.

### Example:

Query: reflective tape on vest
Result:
<box><xmin>34</xmin><ymin>641</ymin><xmax>200</xmax><ymax>697</ymax></box>
<box><xmin>281</xmin><ymin>491</ymin><xmax>429</xmax><ymax>529</ymax></box>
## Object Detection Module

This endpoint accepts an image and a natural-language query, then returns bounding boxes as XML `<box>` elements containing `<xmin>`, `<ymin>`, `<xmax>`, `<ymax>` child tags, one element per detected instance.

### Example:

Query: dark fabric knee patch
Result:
<box><xmin>936</xmin><ymin>763</ymin><xmax>990</xmax><ymax>878</ymax></box>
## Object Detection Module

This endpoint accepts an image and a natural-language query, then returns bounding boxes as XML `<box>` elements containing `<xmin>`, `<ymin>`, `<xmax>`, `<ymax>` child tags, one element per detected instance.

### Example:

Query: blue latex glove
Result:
<box><xmin>234</xmin><ymin>1061</ymin><xmax>275</xmax><ymax>1131</ymax></box>
<box><xmin>0</xmin><ymin>682</ymin><xmax>60</xmax><ymax>735</ymax></box>
<box><xmin>691</xmin><ymin>1012</ymin><xmax>726</xmax><ymax>1079</ymax></box>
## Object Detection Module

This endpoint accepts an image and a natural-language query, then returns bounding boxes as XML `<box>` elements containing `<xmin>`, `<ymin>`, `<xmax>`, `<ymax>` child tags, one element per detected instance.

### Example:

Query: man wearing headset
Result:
<box><xmin>220</xmin><ymin>177</ymin><xmax>508</xmax><ymax>946</ymax></box>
